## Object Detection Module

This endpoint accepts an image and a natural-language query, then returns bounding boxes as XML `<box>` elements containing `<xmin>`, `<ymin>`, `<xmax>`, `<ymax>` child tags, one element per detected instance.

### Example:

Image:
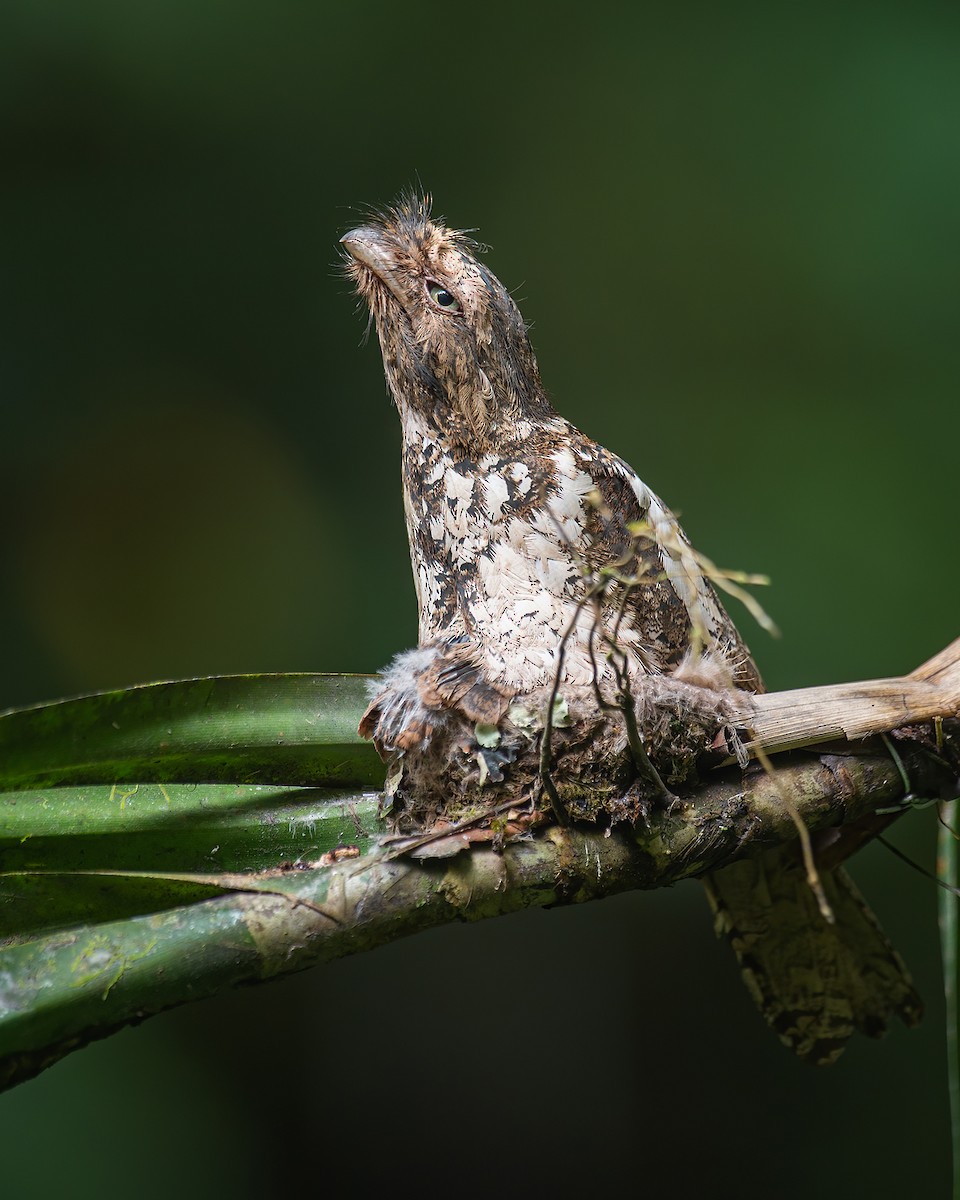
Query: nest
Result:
<box><xmin>376</xmin><ymin>674</ymin><xmax>743</xmax><ymax>835</ymax></box>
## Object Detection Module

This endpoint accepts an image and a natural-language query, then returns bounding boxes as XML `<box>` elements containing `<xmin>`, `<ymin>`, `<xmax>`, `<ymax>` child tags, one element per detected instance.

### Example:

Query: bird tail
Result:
<box><xmin>702</xmin><ymin>845</ymin><xmax>923</xmax><ymax>1065</ymax></box>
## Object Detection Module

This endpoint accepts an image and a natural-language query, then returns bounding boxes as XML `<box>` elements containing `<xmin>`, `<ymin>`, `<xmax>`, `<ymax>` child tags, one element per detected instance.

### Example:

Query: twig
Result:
<box><xmin>938</xmin><ymin>799</ymin><xmax>960</xmax><ymax>1199</ymax></box>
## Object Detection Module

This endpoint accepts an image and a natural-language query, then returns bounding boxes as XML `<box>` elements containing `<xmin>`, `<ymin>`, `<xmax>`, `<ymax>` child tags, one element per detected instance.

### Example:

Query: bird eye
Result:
<box><xmin>426</xmin><ymin>281</ymin><xmax>461</xmax><ymax>313</ymax></box>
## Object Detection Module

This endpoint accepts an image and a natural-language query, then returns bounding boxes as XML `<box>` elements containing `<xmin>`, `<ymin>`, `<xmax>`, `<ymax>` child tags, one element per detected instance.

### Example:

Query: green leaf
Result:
<box><xmin>0</xmin><ymin>674</ymin><xmax>382</xmax><ymax>791</ymax></box>
<box><xmin>0</xmin><ymin>672</ymin><xmax>393</xmax><ymax>1089</ymax></box>
<box><xmin>0</xmin><ymin>784</ymin><xmax>383</xmax><ymax>873</ymax></box>
<box><xmin>0</xmin><ymin>870</ymin><xmax>229</xmax><ymax>944</ymax></box>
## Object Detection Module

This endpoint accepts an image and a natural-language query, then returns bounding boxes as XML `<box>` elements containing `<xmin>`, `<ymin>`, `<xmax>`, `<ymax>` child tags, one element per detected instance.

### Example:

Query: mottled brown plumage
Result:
<box><xmin>343</xmin><ymin>196</ymin><xmax>758</xmax><ymax>718</ymax></box>
<box><xmin>341</xmin><ymin>193</ymin><xmax>920</xmax><ymax>1063</ymax></box>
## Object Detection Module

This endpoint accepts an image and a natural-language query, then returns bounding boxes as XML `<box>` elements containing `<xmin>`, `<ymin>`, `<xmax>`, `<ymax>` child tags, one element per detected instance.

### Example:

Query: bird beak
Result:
<box><xmin>340</xmin><ymin>227</ymin><xmax>407</xmax><ymax>305</ymax></box>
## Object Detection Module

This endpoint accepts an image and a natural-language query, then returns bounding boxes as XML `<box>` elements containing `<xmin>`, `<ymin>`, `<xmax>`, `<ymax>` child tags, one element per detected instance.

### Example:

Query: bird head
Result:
<box><xmin>341</xmin><ymin>193</ymin><xmax>550</xmax><ymax>450</ymax></box>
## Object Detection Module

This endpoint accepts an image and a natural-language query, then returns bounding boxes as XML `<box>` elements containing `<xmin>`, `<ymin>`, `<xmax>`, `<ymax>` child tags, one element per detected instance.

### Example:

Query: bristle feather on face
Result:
<box><xmin>341</xmin><ymin>194</ymin><xmax>549</xmax><ymax>448</ymax></box>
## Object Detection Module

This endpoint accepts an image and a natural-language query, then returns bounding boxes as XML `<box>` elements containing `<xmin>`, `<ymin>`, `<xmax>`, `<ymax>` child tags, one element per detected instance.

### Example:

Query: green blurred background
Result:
<box><xmin>1</xmin><ymin>1</ymin><xmax>957</xmax><ymax>1195</ymax></box>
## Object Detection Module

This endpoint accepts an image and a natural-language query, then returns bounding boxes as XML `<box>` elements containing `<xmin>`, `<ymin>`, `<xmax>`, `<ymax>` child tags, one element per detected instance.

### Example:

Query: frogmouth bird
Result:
<box><xmin>341</xmin><ymin>192</ymin><xmax>921</xmax><ymax>1064</ymax></box>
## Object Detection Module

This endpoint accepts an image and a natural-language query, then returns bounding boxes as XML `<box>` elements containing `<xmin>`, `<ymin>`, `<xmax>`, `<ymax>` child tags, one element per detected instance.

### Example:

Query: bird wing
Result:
<box><xmin>571</xmin><ymin>442</ymin><xmax>763</xmax><ymax>692</ymax></box>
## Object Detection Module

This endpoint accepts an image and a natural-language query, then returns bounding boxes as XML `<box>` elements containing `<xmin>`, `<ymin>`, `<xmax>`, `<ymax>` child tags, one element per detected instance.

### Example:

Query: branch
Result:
<box><xmin>2</xmin><ymin>728</ymin><xmax>954</xmax><ymax>1091</ymax></box>
<box><xmin>2</xmin><ymin>637</ymin><xmax>959</xmax><ymax>1090</ymax></box>
<box><xmin>730</xmin><ymin>636</ymin><xmax>960</xmax><ymax>756</ymax></box>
